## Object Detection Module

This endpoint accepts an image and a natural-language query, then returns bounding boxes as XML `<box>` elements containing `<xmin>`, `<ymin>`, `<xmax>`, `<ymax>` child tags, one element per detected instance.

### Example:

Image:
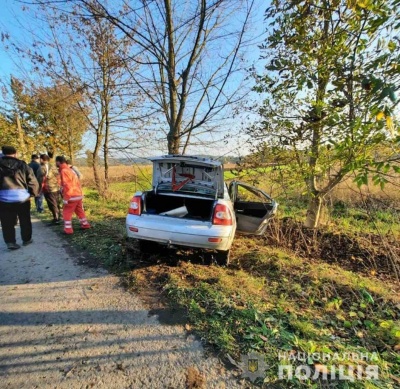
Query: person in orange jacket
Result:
<box><xmin>55</xmin><ymin>156</ymin><xmax>91</xmax><ymax>234</ymax></box>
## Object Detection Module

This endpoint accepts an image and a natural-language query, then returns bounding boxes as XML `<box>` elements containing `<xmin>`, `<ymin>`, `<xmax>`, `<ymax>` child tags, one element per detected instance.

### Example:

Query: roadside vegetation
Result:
<box><xmin>44</xmin><ymin>166</ymin><xmax>400</xmax><ymax>388</ymax></box>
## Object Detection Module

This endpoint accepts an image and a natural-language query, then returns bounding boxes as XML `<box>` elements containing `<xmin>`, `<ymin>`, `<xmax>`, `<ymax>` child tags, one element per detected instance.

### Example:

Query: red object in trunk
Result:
<box><xmin>172</xmin><ymin>166</ymin><xmax>195</xmax><ymax>191</ymax></box>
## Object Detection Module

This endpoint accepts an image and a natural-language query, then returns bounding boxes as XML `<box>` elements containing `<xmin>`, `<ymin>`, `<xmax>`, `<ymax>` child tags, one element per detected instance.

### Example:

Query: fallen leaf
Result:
<box><xmin>186</xmin><ymin>366</ymin><xmax>206</xmax><ymax>389</ymax></box>
<box><xmin>259</xmin><ymin>335</ymin><xmax>269</xmax><ymax>342</ymax></box>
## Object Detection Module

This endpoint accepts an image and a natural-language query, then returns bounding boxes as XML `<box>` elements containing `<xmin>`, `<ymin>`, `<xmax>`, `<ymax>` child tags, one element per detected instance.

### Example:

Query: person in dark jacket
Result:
<box><xmin>48</xmin><ymin>151</ymin><xmax>63</xmax><ymax>210</ymax></box>
<box><xmin>28</xmin><ymin>154</ymin><xmax>44</xmax><ymax>213</ymax></box>
<box><xmin>37</xmin><ymin>154</ymin><xmax>61</xmax><ymax>225</ymax></box>
<box><xmin>0</xmin><ymin>146</ymin><xmax>39</xmax><ymax>250</ymax></box>
<box><xmin>28</xmin><ymin>154</ymin><xmax>40</xmax><ymax>175</ymax></box>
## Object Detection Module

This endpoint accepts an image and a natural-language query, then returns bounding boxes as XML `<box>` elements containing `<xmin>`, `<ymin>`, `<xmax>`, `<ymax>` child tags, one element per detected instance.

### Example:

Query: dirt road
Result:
<box><xmin>0</xmin><ymin>218</ymin><xmax>243</xmax><ymax>388</ymax></box>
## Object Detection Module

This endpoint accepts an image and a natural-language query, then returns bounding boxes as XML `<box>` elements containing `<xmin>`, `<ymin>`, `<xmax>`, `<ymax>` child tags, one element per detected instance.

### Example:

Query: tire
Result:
<box><xmin>214</xmin><ymin>250</ymin><xmax>230</xmax><ymax>266</ymax></box>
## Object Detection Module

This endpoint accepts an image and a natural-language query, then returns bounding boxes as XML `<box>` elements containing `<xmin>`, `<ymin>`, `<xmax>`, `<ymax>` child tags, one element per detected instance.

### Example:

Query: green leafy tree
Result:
<box><xmin>30</xmin><ymin>83</ymin><xmax>88</xmax><ymax>160</ymax></box>
<box><xmin>0</xmin><ymin>113</ymin><xmax>18</xmax><ymax>149</ymax></box>
<box><xmin>251</xmin><ymin>0</ymin><xmax>400</xmax><ymax>227</ymax></box>
<box><xmin>10</xmin><ymin>78</ymin><xmax>89</xmax><ymax>160</ymax></box>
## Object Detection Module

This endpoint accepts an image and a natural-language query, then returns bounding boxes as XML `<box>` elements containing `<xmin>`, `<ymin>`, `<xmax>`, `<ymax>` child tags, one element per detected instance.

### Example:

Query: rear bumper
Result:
<box><xmin>126</xmin><ymin>214</ymin><xmax>235</xmax><ymax>251</ymax></box>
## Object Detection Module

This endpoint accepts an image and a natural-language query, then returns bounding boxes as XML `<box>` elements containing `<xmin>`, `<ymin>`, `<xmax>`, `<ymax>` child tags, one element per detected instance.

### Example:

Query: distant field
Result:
<box><xmin>79</xmin><ymin>165</ymin><xmax>152</xmax><ymax>189</ymax></box>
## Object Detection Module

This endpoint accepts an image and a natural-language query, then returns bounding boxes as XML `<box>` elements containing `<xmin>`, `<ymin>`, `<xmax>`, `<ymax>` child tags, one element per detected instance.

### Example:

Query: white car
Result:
<box><xmin>126</xmin><ymin>155</ymin><xmax>277</xmax><ymax>265</ymax></box>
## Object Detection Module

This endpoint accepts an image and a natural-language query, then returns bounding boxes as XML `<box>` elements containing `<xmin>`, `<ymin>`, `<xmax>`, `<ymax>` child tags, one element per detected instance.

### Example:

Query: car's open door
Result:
<box><xmin>229</xmin><ymin>181</ymin><xmax>278</xmax><ymax>235</ymax></box>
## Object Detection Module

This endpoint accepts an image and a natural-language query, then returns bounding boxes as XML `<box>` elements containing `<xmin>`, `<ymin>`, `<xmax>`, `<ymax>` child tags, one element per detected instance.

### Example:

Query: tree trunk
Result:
<box><xmin>167</xmin><ymin>132</ymin><xmax>180</xmax><ymax>154</ymax></box>
<box><xmin>15</xmin><ymin>113</ymin><xmax>27</xmax><ymax>159</ymax></box>
<box><xmin>103</xmin><ymin>113</ymin><xmax>110</xmax><ymax>196</ymax></box>
<box><xmin>304</xmin><ymin>6</ymin><xmax>330</xmax><ymax>229</ymax></box>
<box><xmin>92</xmin><ymin>131</ymin><xmax>103</xmax><ymax>195</ymax></box>
<box><xmin>92</xmin><ymin>157</ymin><xmax>102</xmax><ymax>194</ymax></box>
<box><xmin>165</xmin><ymin>0</ymin><xmax>180</xmax><ymax>155</ymax></box>
<box><xmin>304</xmin><ymin>194</ymin><xmax>323</xmax><ymax>228</ymax></box>
<box><xmin>67</xmin><ymin>125</ymin><xmax>74</xmax><ymax>163</ymax></box>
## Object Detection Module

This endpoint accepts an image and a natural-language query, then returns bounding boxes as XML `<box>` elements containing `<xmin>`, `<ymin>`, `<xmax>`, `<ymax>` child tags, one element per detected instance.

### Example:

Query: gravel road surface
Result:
<box><xmin>0</xmin><ymin>218</ymin><xmax>244</xmax><ymax>388</ymax></box>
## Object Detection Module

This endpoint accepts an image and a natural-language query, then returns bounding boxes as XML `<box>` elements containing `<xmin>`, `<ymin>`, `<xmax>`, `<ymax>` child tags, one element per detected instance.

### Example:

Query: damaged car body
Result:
<box><xmin>126</xmin><ymin>155</ymin><xmax>277</xmax><ymax>265</ymax></box>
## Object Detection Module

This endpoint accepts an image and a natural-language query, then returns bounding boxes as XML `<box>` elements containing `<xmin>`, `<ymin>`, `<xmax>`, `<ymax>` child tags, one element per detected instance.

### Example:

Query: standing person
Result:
<box><xmin>37</xmin><ymin>154</ymin><xmax>61</xmax><ymax>225</ymax></box>
<box><xmin>0</xmin><ymin>146</ymin><xmax>39</xmax><ymax>250</ymax></box>
<box><xmin>28</xmin><ymin>154</ymin><xmax>44</xmax><ymax>213</ymax></box>
<box><xmin>28</xmin><ymin>154</ymin><xmax>40</xmax><ymax>174</ymax></box>
<box><xmin>48</xmin><ymin>151</ymin><xmax>63</xmax><ymax>211</ymax></box>
<box><xmin>66</xmin><ymin>159</ymin><xmax>83</xmax><ymax>180</ymax></box>
<box><xmin>56</xmin><ymin>156</ymin><xmax>91</xmax><ymax>234</ymax></box>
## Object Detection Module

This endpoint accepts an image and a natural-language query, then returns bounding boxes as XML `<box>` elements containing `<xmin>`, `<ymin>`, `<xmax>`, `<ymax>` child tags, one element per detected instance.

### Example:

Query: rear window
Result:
<box><xmin>157</xmin><ymin>182</ymin><xmax>216</xmax><ymax>197</ymax></box>
<box><xmin>155</xmin><ymin>162</ymin><xmax>220</xmax><ymax>198</ymax></box>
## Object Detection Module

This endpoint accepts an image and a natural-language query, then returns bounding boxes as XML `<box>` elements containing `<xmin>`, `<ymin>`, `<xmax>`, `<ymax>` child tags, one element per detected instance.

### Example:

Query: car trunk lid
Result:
<box><xmin>150</xmin><ymin>155</ymin><xmax>224</xmax><ymax>198</ymax></box>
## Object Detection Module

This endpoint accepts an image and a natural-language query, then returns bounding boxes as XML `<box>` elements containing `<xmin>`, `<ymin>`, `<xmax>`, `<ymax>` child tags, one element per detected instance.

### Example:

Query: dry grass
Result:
<box><xmin>79</xmin><ymin>165</ymin><xmax>152</xmax><ymax>188</ymax></box>
<box><xmin>225</xmin><ymin>162</ymin><xmax>400</xmax><ymax>205</ymax></box>
<box><xmin>328</xmin><ymin>172</ymin><xmax>400</xmax><ymax>207</ymax></box>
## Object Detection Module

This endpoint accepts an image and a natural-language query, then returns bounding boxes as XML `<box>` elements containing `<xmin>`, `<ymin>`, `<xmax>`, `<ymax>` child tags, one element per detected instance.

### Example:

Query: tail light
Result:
<box><xmin>128</xmin><ymin>195</ymin><xmax>142</xmax><ymax>215</ymax></box>
<box><xmin>212</xmin><ymin>204</ymin><xmax>232</xmax><ymax>225</ymax></box>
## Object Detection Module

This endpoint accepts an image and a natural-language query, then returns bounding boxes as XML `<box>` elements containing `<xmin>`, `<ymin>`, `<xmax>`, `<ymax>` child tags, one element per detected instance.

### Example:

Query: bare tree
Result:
<box><xmin>30</xmin><ymin>0</ymin><xmax>257</xmax><ymax>154</ymax></box>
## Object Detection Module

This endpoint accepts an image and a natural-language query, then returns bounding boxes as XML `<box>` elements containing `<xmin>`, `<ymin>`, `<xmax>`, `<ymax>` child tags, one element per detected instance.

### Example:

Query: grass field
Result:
<box><xmin>51</xmin><ymin>165</ymin><xmax>400</xmax><ymax>388</ymax></box>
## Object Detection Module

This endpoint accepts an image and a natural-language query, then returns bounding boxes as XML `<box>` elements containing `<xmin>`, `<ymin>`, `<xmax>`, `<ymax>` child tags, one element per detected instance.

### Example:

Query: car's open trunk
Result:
<box><xmin>144</xmin><ymin>191</ymin><xmax>215</xmax><ymax>221</ymax></box>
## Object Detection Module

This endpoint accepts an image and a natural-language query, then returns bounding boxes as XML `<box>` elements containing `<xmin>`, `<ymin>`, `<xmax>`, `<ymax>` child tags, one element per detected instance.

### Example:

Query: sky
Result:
<box><xmin>0</xmin><ymin>0</ymin><xmax>269</xmax><ymax>160</ymax></box>
<box><xmin>0</xmin><ymin>0</ymin><xmax>38</xmax><ymax>80</ymax></box>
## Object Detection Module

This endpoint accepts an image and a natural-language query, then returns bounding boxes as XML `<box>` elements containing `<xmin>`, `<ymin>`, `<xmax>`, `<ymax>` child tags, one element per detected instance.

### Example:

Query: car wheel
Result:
<box><xmin>214</xmin><ymin>250</ymin><xmax>230</xmax><ymax>266</ymax></box>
